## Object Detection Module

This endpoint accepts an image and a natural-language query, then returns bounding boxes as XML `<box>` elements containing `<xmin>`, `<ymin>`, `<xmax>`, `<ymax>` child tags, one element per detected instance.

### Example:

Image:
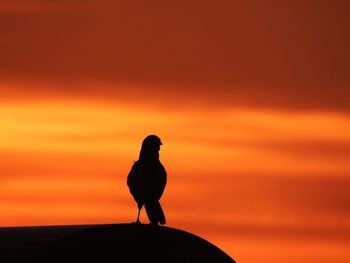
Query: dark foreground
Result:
<box><xmin>0</xmin><ymin>224</ymin><xmax>236</xmax><ymax>263</ymax></box>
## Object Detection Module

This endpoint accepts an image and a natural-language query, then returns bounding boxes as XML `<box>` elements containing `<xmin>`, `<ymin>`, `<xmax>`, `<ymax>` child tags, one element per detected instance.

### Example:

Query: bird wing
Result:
<box><xmin>128</xmin><ymin>161</ymin><xmax>167</xmax><ymax>202</ymax></box>
<box><xmin>127</xmin><ymin>161</ymin><xmax>144</xmax><ymax>205</ymax></box>
<box><xmin>155</xmin><ymin>162</ymin><xmax>167</xmax><ymax>199</ymax></box>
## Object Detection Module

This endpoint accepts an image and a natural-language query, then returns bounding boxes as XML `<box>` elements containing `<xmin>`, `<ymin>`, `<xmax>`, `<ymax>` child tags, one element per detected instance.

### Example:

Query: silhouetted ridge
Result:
<box><xmin>28</xmin><ymin>224</ymin><xmax>236</xmax><ymax>263</ymax></box>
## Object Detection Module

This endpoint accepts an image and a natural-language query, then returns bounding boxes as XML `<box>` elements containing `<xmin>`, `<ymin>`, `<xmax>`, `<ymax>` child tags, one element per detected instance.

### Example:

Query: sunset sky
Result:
<box><xmin>1</xmin><ymin>1</ymin><xmax>350</xmax><ymax>262</ymax></box>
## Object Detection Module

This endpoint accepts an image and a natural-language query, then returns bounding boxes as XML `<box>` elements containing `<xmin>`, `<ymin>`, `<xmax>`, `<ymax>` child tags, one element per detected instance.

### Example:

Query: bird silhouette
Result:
<box><xmin>127</xmin><ymin>135</ymin><xmax>167</xmax><ymax>225</ymax></box>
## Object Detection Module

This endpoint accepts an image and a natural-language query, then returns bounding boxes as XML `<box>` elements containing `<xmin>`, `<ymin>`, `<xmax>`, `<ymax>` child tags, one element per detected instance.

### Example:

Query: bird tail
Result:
<box><xmin>145</xmin><ymin>201</ymin><xmax>166</xmax><ymax>225</ymax></box>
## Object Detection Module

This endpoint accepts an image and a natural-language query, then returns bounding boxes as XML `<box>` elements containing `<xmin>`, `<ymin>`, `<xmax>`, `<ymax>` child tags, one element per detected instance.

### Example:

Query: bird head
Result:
<box><xmin>139</xmin><ymin>135</ymin><xmax>163</xmax><ymax>161</ymax></box>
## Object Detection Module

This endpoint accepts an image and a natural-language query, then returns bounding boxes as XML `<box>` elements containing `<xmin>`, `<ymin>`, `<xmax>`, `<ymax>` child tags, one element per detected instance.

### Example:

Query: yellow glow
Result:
<box><xmin>0</xmin><ymin>98</ymin><xmax>349</xmax><ymax>262</ymax></box>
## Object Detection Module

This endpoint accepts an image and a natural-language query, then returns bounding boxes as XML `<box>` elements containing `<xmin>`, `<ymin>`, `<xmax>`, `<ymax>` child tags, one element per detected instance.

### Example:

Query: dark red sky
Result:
<box><xmin>1</xmin><ymin>0</ymin><xmax>349</xmax><ymax>110</ymax></box>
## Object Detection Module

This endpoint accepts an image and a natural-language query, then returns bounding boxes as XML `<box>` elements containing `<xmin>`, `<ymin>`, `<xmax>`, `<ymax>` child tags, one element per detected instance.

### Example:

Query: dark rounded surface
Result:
<box><xmin>29</xmin><ymin>224</ymin><xmax>236</xmax><ymax>263</ymax></box>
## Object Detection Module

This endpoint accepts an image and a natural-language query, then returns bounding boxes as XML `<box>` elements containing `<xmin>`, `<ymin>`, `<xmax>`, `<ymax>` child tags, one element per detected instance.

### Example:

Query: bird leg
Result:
<box><xmin>136</xmin><ymin>208</ymin><xmax>141</xmax><ymax>224</ymax></box>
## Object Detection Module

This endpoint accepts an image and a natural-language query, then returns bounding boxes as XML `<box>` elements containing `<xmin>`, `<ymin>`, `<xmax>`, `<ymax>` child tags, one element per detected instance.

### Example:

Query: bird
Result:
<box><xmin>127</xmin><ymin>135</ymin><xmax>167</xmax><ymax>225</ymax></box>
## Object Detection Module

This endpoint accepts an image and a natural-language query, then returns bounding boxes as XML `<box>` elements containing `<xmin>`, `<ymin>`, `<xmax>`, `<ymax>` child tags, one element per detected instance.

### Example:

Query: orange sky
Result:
<box><xmin>1</xmin><ymin>1</ymin><xmax>350</xmax><ymax>262</ymax></box>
